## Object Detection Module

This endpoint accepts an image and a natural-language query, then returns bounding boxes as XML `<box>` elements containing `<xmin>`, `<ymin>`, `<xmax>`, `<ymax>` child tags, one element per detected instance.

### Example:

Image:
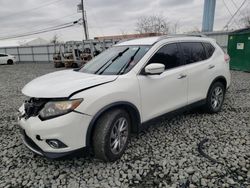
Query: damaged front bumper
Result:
<box><xmin>18</xmin><ymin>103</ymin><xmax>92</xmax><ymax>159</ymax></box>
<box><xmin>20</xmin><ymin>128</ymin><xmax>85</xmax><ymax>158</ymax></box>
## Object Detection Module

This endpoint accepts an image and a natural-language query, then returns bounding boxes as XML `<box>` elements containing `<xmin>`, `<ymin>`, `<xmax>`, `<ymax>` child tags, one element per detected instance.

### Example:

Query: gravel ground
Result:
<box><xmin>0</xmin><ymin>63</ymin><xmax>249</xmax><ymax>188</ymax></box>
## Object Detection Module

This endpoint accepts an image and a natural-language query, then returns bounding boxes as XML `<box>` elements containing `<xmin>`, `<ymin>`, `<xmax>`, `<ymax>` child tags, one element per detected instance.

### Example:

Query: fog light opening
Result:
<box><xmin>46</xmin><ymin>139</ymin><xmax>67</xmax><ymax>149</ymax></box>
<box><xmin>36</xmin><ymin>135</ymin><xmax>42</xmax><ymax>141</ymax></box>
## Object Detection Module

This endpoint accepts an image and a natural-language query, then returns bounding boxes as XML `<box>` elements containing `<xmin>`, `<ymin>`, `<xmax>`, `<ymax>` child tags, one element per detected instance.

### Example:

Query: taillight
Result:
<box><xmin>224</xmin><ymin>53</ymin><xmax>230</xmax><ymax>63</ymax></box>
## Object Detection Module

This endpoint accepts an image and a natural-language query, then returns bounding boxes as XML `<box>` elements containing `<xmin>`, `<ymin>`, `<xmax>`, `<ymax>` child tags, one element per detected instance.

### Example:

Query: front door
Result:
<box><xmin>137</xmin><ymin>43</ymin><xmax>188</xmax><ymax>122</ymax></box>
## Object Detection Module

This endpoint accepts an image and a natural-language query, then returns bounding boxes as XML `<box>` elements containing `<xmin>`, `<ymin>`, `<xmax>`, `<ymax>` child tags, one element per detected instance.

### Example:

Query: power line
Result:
<box><xmin>0</xmin><ymin>24</ymin><xmax>77</xmax><ymax>40</ymax></box>
<box><xmin>222</xmin><ymin>0</ymin><xmax>241</xmax><ymax>28</ymax></box>
<box><xmin>224</xmin><ymin>0</ymin><xmax>248</xmax><ymax>29</ymax></box>
<box><xmin>0</xmin><ymin>19</ymin><xmax>81</xmax><ymax>40</ymax></box>
<box><xmin>222</xmin><ymin>0</ymin><xmax>234</xmax><ymax>15</ymax></box>
<box><xmin>0</xmin><ymin>13</ymin><xmax>79</xmax><ymax>36</ymax></box>
<box><xmin>229</xmin><ymin>0</ymin><xmax>245</xmax><ymax>19</ymax></box>
<box><xmin>230</xmin><ymin>0</ymin><xmax>238</xmax><ymax>9</ymax></box>
<box><xmin>0</xmin><ymin>0</ymin><xmax>63</xmax><ymax>20</ymax></box>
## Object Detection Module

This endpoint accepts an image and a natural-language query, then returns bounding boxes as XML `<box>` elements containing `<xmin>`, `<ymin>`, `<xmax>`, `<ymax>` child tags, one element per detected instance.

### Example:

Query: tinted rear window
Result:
<box><xmin>203</xmin><ymin>42</ymin><xmax>215</xmax><ymax>58</ymax></box>
<box><xmin>180</xmin><ymin>42</ymin><xmax>206</xmax><ymax>64</ymax></box>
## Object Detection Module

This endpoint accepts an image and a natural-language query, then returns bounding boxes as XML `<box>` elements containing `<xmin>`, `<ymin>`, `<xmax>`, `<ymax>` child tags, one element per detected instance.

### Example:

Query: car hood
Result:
<box><xmin>22</xmin><ymin>70</ymin><xmax>118</xmax><ymax>98</ymax></box>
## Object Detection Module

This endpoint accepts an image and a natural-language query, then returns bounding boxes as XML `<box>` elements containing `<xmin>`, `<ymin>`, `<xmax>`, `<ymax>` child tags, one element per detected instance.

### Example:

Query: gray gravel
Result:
<box><xmin>0</xmin><ymin>63</ymin><xmax>249</xmax><ymax>188</ymax></box>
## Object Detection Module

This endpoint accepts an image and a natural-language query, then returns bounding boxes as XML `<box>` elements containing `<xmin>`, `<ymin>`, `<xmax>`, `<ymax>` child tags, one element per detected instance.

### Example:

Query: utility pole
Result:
<box><xmin>81</xmin><ymin>0</ymin><xmax>89</xmax><ymax>40</ymax></box>
<box><xmin>202</xmin><ymin>0</ymin><xmax>216</xmax><ymax>32</ymax></box>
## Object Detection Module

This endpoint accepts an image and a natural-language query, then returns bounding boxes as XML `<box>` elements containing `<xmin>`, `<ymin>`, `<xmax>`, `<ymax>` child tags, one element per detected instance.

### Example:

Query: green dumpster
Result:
<box><xmin>228</xmin><ymin>28</ymin><xmax>250</xmax><ymax>72</ymax></box>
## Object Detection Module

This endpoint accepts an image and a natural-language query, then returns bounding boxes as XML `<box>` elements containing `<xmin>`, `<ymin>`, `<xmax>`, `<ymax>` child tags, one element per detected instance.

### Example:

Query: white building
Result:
<box><xmin>0</xmin><ymin>38</ymin><xmax>49</xmax><ymax>47</ymax></box>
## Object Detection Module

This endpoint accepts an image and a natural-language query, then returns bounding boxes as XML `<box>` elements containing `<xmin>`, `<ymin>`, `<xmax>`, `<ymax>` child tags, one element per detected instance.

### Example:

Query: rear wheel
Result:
<box><xmin>54</xmin><ymin>62</ymin><xmax>62</xmax><ymax>68</ymax></box>
<box><xmin>93</xmin><ymin>109</ymin><xmax>131</xmax><ymax>162</ymax></box>
<box><xmin>72</xmin><ymin>63</ymin><xmax>78</xmax><ymax>68</ymax></box>
<box><xmin>204</xmin><ymin>82</ymin><xmax>225</xmax><ymax>113</ymax></box>
<box><xmin>7</xmin><ymin>59</ymin><xmax>13</xmax><ymax>65</ymax></box>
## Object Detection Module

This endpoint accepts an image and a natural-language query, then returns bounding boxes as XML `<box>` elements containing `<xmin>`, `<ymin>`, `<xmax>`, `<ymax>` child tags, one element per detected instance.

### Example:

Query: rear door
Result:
<box><xmin>179</xmin><ymin>42</ymin><xmax>216</xmax><ymax>104</ymax></box>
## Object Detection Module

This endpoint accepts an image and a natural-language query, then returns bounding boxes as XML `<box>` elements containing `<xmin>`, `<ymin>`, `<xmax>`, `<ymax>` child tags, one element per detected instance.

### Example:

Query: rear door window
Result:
<box><xmin>180</xmin><ymin>42</ymin><xmax>207</xmax><ymax>64</ymax></box>
<box><xmin>203</xmin><ymin>42</ymin><xmax>215</xmax><ymax>58</ymax></box>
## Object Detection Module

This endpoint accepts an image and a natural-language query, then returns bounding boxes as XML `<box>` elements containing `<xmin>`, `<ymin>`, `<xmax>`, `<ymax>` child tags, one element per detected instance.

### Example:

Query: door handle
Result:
<box><xmin>208</xmin><ymin>65</ymin><xmax>215</xmax><ymax>69</ymax></box>
<box><xmin>178</xmin><ymin>74</ymin><xmax>187</xmax><ymax>79</ymax></box>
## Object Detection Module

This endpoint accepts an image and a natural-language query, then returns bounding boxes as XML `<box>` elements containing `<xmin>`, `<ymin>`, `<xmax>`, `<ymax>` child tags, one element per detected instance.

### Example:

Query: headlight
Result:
<box><xmin>39</xmin><ymin>99</ymin><xmax>83</xmax><ymax>120</ymax></box>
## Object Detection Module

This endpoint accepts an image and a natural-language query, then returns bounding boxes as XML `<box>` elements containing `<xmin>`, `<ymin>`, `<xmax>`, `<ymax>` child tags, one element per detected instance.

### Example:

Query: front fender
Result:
<box><xmin>71</xmin><ymin>76</ymin><xmax>141</xmax><ymax>117</ymax></box>
<box><xmin>70</xmin><ymin>76</ymin><xmax>141</xmax><ymax>147</ymax></box>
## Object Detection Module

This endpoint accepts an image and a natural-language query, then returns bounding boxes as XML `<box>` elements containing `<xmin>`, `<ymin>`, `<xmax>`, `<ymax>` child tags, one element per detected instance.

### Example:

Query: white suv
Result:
<box><xmin>18</xmin><ymin>35</ymin><xmax>231</xmax><ymax>161</ymax></box>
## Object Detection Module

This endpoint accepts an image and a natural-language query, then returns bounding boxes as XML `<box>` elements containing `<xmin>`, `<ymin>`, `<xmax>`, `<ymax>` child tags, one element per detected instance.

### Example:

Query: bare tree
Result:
<box><xmin>119</xmin><ymin>29</ymin><xmax>130</xmax><ymax>39</ymax></box>
<box><xmin>50</xmin><ymin>34</ymin><xmax>60</xmax><ymax>44</ymax></box>
<box><xmin>50</xmin><ymin>34</ymin><xmax>61</xmax><ymax>54</ymax></box>
<box><xmin>169</xmin><ymin>21</ymin><xmax>180</xmax><ymax>34</ymax></box>
<box><xmin>241</xmin><ymin>12</ymin><xmax>250</xmax><ymax>28</ymax></box>
<box><xmin>135</xmin><ymin>15</ymin><xmax>170</xmax><ymax>34</ymax></box>
<box><xmin>186</xmin><ymin>27</ymin><xmax>201</xmax><ymax>34</ymax></box>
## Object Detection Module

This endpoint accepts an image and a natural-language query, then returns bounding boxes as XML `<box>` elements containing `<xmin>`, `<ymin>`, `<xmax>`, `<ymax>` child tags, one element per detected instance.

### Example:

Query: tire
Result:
<box><xmin>204</xmin><ymin>82</ymin><xmax>225</xmax><ymax>113</ymax></box>
<box><xmin>54</xmin><ymin>62</ymin><xmax>60</xmax><ymax>68</ymax></box>
<box><xmin>54</xmin><ymin>62</ymin><xmax>63</xmax><ymax>68</ymax></box>
<box><xmin>7</xmin><ymin>59</ymin><xmax>13</xmax><ymax>65</ymax></box>
<box><xmin>72</xmin><ymin>63</ymin><xmax>78</xmax><ymax>68</ymax></box>
<box><xmin>93</xmin><ymin>109</ymin><xmax>131</xmax><ymax>162</ymax></box>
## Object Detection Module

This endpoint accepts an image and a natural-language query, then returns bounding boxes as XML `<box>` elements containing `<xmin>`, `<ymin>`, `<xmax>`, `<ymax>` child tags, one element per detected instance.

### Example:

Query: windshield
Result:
<box><xmin>79</xmin><ymin>45</ymin><xmax>151</xmax><ymax>75</ymax></box>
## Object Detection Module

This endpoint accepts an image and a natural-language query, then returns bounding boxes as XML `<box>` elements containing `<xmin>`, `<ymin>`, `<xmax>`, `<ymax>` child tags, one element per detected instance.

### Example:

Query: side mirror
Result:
<box><xmin>144</xmin><ymin>63</ymin><xmax>165</xmax><ymax>75</ymax></box>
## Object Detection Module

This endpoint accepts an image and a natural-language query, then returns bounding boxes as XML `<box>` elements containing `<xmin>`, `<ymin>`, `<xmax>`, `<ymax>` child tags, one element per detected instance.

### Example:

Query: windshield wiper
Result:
<box><xmin>111</xmin><ymin>47</ymin><xmax>129</xmax><ymax>62</ymax></box>
<box><xmin>95</xmin><ymin>47</ymin><xmax>129</xmax><ymax>75</ymax></box>
<box><xmin>117</xmin><ymin>47</ymin><xmax>140</xmax><ymax>75</ymax></box>
<box><xmin>94</xmin><ymin>56</ymin><xmax>114</xmax><ymax>74</ymax></box>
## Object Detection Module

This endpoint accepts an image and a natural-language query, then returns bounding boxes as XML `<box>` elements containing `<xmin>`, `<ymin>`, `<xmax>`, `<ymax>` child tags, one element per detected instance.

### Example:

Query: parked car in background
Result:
<box><xmin>0</xmin><ymin>53</ymin><xmax>16</xmax><ymax>65</ymax></box>
<box><xmin>18</xmin><ymin>35</ymin><xmax>231</xmax><ymax>162</ymax></box>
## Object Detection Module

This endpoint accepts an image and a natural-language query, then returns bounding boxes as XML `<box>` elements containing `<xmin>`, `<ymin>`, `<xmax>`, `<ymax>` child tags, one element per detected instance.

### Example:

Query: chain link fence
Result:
<box><xmin>0</xmin><ymin>40</ymin><xmax>118</xmax><ymax>63</ymax></box>
<box><xmin>0</xmin><ymin>33</ymin><xmax>229</xmax><ymax>63</ymax></box>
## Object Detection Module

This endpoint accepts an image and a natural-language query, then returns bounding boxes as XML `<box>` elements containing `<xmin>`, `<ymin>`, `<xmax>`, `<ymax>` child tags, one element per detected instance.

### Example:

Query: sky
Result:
<box><xmin>0</xmin><ymin>0</ymin><xmax>249</xmax><ymax>42</ymax></box>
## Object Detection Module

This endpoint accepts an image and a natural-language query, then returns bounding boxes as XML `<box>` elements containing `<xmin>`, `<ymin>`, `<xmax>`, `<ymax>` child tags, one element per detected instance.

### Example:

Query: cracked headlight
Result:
<box><xmin>39</xmin><ymin>99</ymin><xmax>83</xmax><ymax>120</ymax></box>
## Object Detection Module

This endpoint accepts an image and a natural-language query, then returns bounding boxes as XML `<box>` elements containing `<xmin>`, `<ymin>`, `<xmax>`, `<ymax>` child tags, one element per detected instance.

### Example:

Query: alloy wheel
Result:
<box><xmin>211</xmin><ymin>86</ymin><xmax>224</xmax><ymax>110</ymax></box>
<box><xmin>110</xmin><ymin>117</ymin><xmax>129</xmax><ymax>155</ymax></box>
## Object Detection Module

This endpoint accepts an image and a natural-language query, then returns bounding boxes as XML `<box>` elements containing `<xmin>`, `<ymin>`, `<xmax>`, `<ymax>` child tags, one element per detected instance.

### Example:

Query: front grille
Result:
<box><xmin>24</xmin><ymin>98</ymin><xmax>48</xmax><ymax>119</ymax></box>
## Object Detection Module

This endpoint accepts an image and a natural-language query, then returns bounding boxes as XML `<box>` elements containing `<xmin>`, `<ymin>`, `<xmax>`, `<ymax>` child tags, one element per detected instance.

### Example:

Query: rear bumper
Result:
<box><xmin>20</xmin><ymin>129</ymin><xmax>86</xmax><ymax>159</ymax></box>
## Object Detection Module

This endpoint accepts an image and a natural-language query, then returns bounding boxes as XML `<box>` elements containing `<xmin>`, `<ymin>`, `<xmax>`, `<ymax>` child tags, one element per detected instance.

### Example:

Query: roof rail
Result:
<box><xmin>184</xmin><ymin>33</ymin><xmax>207</xmax><ymax>37</ymax></box>
<box><xmin>116</xmin><ymin>38</ymin><xmax>134</xmax><ymax>44</ymax></box>
<box><xmin>155</xmin><ymin>33</ymin><xmax>207</xmax><ymax>43</ymax></box>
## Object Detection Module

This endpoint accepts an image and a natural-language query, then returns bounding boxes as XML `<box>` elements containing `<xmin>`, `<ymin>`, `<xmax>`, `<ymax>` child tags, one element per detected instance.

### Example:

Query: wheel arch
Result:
<box><xmin>207</xmin><ymin>76</ymin><xmax>227</xmax><ymax>97</ymax></box>
<box><xmin>85</xmin><ymin>101</ymin><xmax>141</xmax><ymax>148</ymax></box>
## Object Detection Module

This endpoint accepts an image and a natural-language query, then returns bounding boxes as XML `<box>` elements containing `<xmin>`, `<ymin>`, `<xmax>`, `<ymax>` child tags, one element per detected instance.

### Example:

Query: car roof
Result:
<box><xmin>115</xmin><ymin>36</ymin><xmax>161</xmax><ymax>46</ymax></box>
<box><xmin>115</xmin><ymin>34</ymin><xmax>214</xmax><ymax>46</ymax></box>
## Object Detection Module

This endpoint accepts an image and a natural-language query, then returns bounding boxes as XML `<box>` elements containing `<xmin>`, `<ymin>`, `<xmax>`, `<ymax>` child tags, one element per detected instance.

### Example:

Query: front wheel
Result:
<box><xmin>204</xmin><ymin>82</ymin><xmax>225</xmax><ymax>113</ymax></box>
<box><xmin>7</xmin><ymin>59</ymin><xmax>13</xmax><ymax>65</ymax></box>
<box><xmin>93</xmin><ymin>109</ymin><xmax>131</xmax><ymax>162</ymax></box>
